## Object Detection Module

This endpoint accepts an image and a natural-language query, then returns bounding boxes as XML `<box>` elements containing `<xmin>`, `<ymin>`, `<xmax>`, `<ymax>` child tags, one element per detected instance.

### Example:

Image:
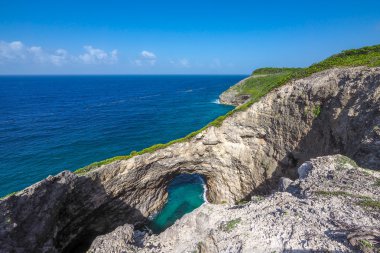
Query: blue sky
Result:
<box><xmin>0</xmin><ymin>0</ymin><xmax>379</xmax><ymax>74</ymax></box>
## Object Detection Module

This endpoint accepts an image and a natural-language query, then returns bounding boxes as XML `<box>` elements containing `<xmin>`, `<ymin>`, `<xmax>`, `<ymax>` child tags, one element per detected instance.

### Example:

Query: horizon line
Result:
<box><xmin>0</xmin><ymin>73</ymin><xmax>250</xmax><ymax>76</ymax></box>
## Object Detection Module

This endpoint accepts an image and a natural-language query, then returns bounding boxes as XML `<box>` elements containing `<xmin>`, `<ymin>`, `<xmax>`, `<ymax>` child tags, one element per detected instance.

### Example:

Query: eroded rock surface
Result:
<box><xmin>0</xmin><ymin>67</ymin><xmax>379</xmax><ymax>252</ymax></box>
<box><xmin>141</xmin><ymin>155</ymin><xmax>380</xmax><ymax>253</ymax></box>
<box><xmin>218</xmin><ymin>76</ymin><xmax>252</xmax><ymax>106</ymax></box>
<box><xmin>87</xmin><ymin>224</ymin><xmax>135</xmax><ymax>253</ymax></box>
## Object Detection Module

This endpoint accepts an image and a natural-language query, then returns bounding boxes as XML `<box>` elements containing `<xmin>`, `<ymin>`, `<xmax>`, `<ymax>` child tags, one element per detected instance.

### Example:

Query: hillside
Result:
<box><xmin>220</xmin><ymin>44</ymin><xmax>380</xmax><ymax>106</ymax></box>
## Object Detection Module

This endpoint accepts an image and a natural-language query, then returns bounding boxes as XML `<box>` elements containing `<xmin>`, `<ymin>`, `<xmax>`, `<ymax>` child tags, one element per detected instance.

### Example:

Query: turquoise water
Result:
<box><xmin>150</xmin><ymin>174</ymin><xmax>205</xmax><ymax>233</ymax></box>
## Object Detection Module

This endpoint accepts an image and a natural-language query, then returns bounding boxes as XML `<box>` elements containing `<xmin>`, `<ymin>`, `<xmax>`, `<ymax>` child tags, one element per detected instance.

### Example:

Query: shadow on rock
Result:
<box><xmin>0</xmin><ymin>171</ymin><xmax>148</xmax><ymax>253</ymax></box>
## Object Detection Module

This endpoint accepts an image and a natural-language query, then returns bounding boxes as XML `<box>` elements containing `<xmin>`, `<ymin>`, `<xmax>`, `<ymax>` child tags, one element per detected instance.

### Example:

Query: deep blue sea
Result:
<box><xmin>0</xmin><ymin>75</ymin><xmax>243</xmax><ymax>197</ymax></box>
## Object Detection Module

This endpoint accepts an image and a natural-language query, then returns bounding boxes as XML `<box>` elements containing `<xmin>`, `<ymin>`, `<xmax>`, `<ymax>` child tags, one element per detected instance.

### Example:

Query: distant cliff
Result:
<box><xmin>218</xmin><ymin>76</ymin><xmax>251</xmax><ymax>106</ymax></box>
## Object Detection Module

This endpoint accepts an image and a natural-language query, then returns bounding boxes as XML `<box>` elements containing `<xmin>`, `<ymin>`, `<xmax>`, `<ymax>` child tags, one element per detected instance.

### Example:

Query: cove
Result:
<box><xmin>149</xmin><ymin>174</ymin><xmax>206</xmax><ymax>233</ymax></box>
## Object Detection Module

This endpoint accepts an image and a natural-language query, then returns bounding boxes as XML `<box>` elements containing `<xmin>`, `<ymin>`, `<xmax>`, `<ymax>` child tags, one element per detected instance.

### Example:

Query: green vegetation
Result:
<box><xmin>357</xmin><ymin>199</ymin><xmax>380</xmax><ymax>210</ymax></box>
<box><xmin>75</xmin><ymin>44</ymin><xmax>380</xmax><ymax>174</ymax></box>
<box><xmin>0</xmin><ymin>191</ymin><xmax>17</xmax><ymax>200</ymax></box>
<box><xmin>315</xmin><ymin>191</ymin><xmax>380</xmax><ymax>210</ymax></box>
<box><xmin>359</xmin><ymin>239</ymin><xmax>374</xmax><ymax>249</ymax></box>
<box><xmin>236</xmin><ymin>200</ymin><xmax>249</xmax><ymax>205</ymax></box>
<box><xmin>237</xmin><ymin>68</ymin><xmax>299</xmax><ymax>99</ymax></box>
<box><xmin>251</xmin><ymin>67</ymin><xmax>302</xmax><ymax>75</ymax></box>
<box><xmin>221</xmin><ymin>218</ymin><xmax>241</xmax><ymax>232</ymax></box>
<box><xmin>235</xmin><ymin>44</ymin><xmax>380</xmax><ymax>99</ymax></box>
<box><xmin>312</xmin><ymin>105</ymin><xmax>321</xmax><ymax>117</ymax></box>
<box><xmin>375</xmin><ymin>179</ymin><xmax>380</xmax><ymax>187</ymax></box>
<box><xmin>336</xmin><ymin>155</ymin><xmax>358</xmax><ymax>168</ymax></box>
<box><xmin>315</xmin><ymin>191</ymin><xmax>371</xmax><ymax>200</ymax></box>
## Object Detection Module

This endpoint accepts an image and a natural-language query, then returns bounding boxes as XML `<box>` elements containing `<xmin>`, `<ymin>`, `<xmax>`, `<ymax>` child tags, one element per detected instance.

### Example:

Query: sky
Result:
<box><xmin>0</xmin><ymin>0</ymin><xmax>379</xmax><ymax>74</ymax></box>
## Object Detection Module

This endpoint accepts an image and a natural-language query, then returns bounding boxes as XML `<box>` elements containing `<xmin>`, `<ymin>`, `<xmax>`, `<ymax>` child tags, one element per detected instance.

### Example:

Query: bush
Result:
<box><xmin>221</xmin><ymin>218</ymin><xmax>241</xmax><ymax>232</ymax></box>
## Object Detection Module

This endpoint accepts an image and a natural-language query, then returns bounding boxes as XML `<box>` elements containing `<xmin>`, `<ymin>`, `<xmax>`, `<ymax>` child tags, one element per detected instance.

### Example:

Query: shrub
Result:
<box><xmin>221</xmin><ymin>218</ymin><xmax>241</xmax><ymax>232</ymax></box>
<box><xmin>312</xmin><ymin>105</ymin><xmax>321</xmax><ymax>117</ymax></box>
<box><xmin>357</xmin><ymin>199</ymin><xmax>380</xmax><ymax>210</ymax></box>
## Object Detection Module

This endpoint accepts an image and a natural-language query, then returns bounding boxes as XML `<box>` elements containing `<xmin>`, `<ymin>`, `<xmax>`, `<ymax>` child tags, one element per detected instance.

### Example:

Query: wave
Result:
<box><xmin>211</xmin><ymin>99</ymin><xmax>220</xmax><ymax>104</ymax></box>
<box><xmin>198</xmin><ymin>175</ymin><xmax>208</xmax><ymax>203</ymax></box>
<box><xmin>177</xmin><ymin>87</ymin><xmax>207</xmax><ymax>94</ymax></box>
<box><xmin>139</xmin><ymin>94</ymin><xmax>161</xmax><ymax>99</ymax></box>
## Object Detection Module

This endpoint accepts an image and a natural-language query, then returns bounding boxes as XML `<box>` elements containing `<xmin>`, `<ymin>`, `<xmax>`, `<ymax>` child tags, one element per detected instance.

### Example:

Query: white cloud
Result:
<box><xmin>0</xmin><ymin>41</ymin><xmax>26</xmax><ymax>62</ymax></box>
<box><xmin>134</xmin><ymin>50</ymin><xmax>157</xmax><ymax>66</ymax></box>
<box><xmin>170</xmin><ymin>58</ymin><xmax>190</xmax><ymax>68</ymax></box>
<box><xmin>141</xmin><ymin>50</ymin><xmax>156</xmax><ymax>59</ymax></box>
<box><xmin>28</xmin><ymin>46</ymin><xmax>45</xmax><ymax>63</ymax></box>
<box><xmin>9</xmin><ymin>41</ymin><xmax>24</xmax><ymax>51</ymax></box>
<box><xmin>79</xmin><ymin>45</ymin><xmax>118</xmax><ymax>64</ymax></box>
<box><xmin>0</xmin><ymin>40</ymin><xmax>118</xmax><ymax>66</ymax></box>
<box><xmin>50</xmin><ymin>49</ymin><xmax>69</xmax><ymax>66</ymax></box>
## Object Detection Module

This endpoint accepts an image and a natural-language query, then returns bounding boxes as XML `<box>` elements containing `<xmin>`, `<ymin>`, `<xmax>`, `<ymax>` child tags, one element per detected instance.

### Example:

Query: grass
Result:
<box><xmin>359</xmin><ymin>239</ymin><xmax>374</xmax><ymax>249</ymax></box>
<box><xmin>251</xmin><ymin>67</ymin><xmax>303</xmax><ymax>75</ymax></box>
<box><xmin>237</xmin><ymin>69</ymin><xmax>299</xmax><ymax>99</ymax></box>
<box><xmin>315</xmin><ymin>191</ymin><xmax>371</xmax><ymax>200</ymax></box>
<box><xmin>236</xmin><ymin>200</ymin><xmax>249</xmax><ymax>205</ymax></box>
<box><xmin>312</xmin><ymin>105</ymin><xmax>321</xmax><ymax>117</ymax></box>
<box><xmin>74</xmin><ymin>44</ymin><xmax>380</xmax><ymax>175</ymax></box>
<box><xmin>336</xmin><ymin>155</ymin><xmax>358</xmax><ymax>168</ymax></box>
<box><xmin>357</xmin><ymin>199</ymin><xmax>380</xmax><ymax>210</ymax></box>
<box><xmin>221</xmin><ymin>218</ymin><xmax>241</xmax><ymax>232</ymax></box>
<box><xmin>315</xmin><ymin>191</ymin><xmax>380</xmax><ymax>210</ymax></box>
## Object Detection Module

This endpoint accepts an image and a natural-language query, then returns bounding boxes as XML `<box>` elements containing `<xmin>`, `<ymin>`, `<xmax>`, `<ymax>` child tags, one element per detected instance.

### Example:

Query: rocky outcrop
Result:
<box><xmin>141</xmin><ymin>155</ymin><xmax>380</xmax><ymax>252</ymax></box>
<box><xmin>218</xmin><ymin>76</ymin><xmax>252</xmax><ymax>106</ymax></box>
<box><xmin>87</xmin><ymin>224</ymin><xmax>135</xmax><ymax>253</ymax></box>
<box><xmin>0</xmin><ymin>67</ymin><xmax>379</xmax><ymax>252</ymax></box>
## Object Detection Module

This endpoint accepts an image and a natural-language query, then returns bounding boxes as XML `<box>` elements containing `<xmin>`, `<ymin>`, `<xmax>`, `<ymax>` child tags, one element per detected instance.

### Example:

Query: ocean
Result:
<box><xmin>0</xmin><ymin>75</ymin><xmax>244</xmax><ymax>230</ymax></box>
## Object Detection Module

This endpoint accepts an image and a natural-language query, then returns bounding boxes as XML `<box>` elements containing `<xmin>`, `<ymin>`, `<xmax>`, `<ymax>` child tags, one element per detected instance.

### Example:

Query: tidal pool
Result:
<box><xmin>149</xmin><ymin>174</ymin><xmax>206</xmax><ymax>233</ymax></box>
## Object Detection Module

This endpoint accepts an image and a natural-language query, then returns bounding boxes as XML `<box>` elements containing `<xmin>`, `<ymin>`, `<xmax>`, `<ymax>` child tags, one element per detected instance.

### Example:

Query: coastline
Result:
<box><xmin>1</xmin><ymin>45</ymin><xmax>380</xmax><ymax>252</ymax></box>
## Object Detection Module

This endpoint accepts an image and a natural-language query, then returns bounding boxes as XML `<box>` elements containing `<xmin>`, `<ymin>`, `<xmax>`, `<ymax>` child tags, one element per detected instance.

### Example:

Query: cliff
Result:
<box><xmin>0</xmin><ymin>66</ymin><xmax>379</xmax><ymax>252</ymax></box>
<box><xmin>218</xmin><ymin>76</ymin><xmax>251</xmax><ymax>106</ymax></box>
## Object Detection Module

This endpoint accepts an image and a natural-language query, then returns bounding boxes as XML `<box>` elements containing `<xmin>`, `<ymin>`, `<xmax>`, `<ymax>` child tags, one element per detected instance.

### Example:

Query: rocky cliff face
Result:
<box><xmin>0</xmin><ymin>67</ymin><xmax>379</xmax><ymax>252</ymax></box>
<box><xmin>218</xmin><ymin>76</ymin><xmax>251</xmax><ymax>106</ymax></box>
<box><xmin>138</xmin><ymin>155</ymin><xmax>380</xmax><ymax>253</ymax></box>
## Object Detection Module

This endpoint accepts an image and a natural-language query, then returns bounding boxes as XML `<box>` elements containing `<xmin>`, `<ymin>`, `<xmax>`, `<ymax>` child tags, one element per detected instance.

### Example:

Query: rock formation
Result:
<box><xmin>140</xmin><ymin>155</ymin><xmax>380</xmax><ymax>252</ymax></box>
<box><xmin>0</xmin><ymin>67</ymin><xmax>379</xmax><ymax>252</ymax></box>
<box><xmin>218</xmin><ymin>76</ymin><xmax>252</xmax><ymax>106</ymax></box>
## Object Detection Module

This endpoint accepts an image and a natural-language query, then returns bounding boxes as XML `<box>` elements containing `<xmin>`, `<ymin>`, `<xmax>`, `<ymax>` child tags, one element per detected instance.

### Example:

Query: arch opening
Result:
<box><xmin>149</xmin><ymin>173</ymin><xmax>207</xmax><ymax>233</ymax></box>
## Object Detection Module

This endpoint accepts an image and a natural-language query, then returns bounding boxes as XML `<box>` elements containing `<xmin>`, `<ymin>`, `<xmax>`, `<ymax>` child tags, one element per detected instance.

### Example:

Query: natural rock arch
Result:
<box><xmin>0</xmin><ymin>67</ymin><xmax>379</xmax><ymax>252</ymax></box>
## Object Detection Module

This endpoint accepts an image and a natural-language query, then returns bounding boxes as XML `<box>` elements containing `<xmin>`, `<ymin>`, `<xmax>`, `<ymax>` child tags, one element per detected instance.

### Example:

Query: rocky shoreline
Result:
<box><xmin>0</xmin><ymin>67</ymin><xmax>379</xmax><ymax>252</ymax></box>
<box><xmin>218</xmin><ymin>76</ymin><xmax>252</xmax><ymax>106</ymax></box>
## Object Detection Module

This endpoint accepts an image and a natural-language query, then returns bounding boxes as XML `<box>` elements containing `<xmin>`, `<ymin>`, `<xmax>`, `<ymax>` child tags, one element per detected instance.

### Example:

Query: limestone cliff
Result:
<box><xmin>0</xmin><ymin>67</ymin><xmax>379</xmax><ymax>252</ymax></box>
<box><xmin>136</xmin><ymin>155</ymin><xmax>380</xmax><ymax>253</ymax></box>
<box><xmin>218</xmin><ymin>76</ymin><xmax>251</xmax><ymax>106</ymax></box>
